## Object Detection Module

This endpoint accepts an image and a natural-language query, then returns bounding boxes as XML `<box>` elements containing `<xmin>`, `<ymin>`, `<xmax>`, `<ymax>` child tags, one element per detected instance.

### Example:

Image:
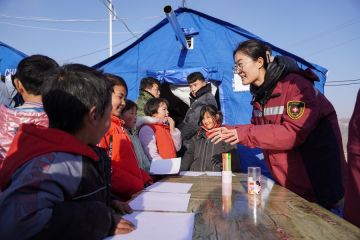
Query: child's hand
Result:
<box><xmin>166</xmin><ymin>116</ymin><xmax>175</xmax><ymax>130</ymax></box>
<box><xmin>111</xmin><ymin>200</ymin><xmax>133</xmax><ymax>215</ymax></box>
<box><xmin>113</xmin><ymin>214</ymin><xmax>135</xmax><ymax>235</ymax></box>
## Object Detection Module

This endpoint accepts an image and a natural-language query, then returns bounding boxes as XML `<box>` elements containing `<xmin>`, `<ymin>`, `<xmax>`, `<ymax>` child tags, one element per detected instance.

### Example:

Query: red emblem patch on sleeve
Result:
<box><xmin>287</xmin><ymin>101</ymin><xmax>305</xmax><ymax>119</ymax></box>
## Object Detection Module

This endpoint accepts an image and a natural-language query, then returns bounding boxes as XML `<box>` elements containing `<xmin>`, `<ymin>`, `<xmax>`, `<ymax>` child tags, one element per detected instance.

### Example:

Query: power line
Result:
<box><xmin>0</xmin><ymin>21</ymin><xmax>140</xmax><ymax>35</ymax></box>
<box><xmin>62</xmin><ymin>34</ymin><xmax>140</xmax><ymax>62</ymax></box>
<box><xmin>305</xmin><ymin>35</ymin><xmax>360</xmax><ymax>57</ymax></box>
<box><xmin>327</xmin><ymin>78</ymin><xmax>360</xmax><ymax>83</ymax></box>
<box><xmin>99</xmin><ymin>0</ymin><xmax>138</xmax><ymax>38</ymax></box>
<box><xmin>288</xmin><ymin>16</ymin><xmax>360</xmax><ymax>49</ymax></box>
<box><xmin>0</xmin><ymin>13</ymin><xmax>161</xmax><ymax>22</ymax></box>
<box><xmin>325</xmin><ymin>78</ymin><xmax>360</xmax><ymax>86</ymax></box>
<box><xmin>325</xmin><ymin>82</ymin><xmax>360</xmax><ymax>86</ymax></box>
<box><xmin>0</xmin><ymin>13</ymin><xmax>107</xmax><ymax>22</ymax></box>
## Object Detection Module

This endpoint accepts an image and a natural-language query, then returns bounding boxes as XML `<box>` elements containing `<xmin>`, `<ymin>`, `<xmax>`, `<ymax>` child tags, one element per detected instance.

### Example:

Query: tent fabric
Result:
<box><xmin>0</xmin><ymin>42</ymin><xmax>27</xmax><ymax>106</ymax></box>
<box><xmin>146</xmin><ymin>66</ymin><xmax>220</xmax><ymax>85</ymax></box>
<box><xmin>0</xmin><ymin>41</ymin><xmax>27</xmax><ymax>78</ymax></box>
<box><xmin>94</xmin><ymin>7</ymin><xmax>328</xmax><ymax>177</ymax></box>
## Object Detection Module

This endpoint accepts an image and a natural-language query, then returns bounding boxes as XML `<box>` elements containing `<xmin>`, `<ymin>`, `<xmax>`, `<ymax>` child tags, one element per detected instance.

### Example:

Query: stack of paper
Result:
<box><xmin>145</xmin><ymin>182</ymin><xmax>192</xmax><ymax>194</ymax></box>
<box><xmin>105</xmin><ymin>211</ymin><xmax>195</xmax><ymax>240</ymax></box>
<box><xmin>105</xmin><ymin>182</ymin><xmax>195</xmax><ymax>240</ymax></box>
<box><xmin>205</xmin><ymin>171</ymin><xmax>222</xmax><ymax>176</ymax></box>
<box><xmin>179</xmin><ymin>171</ymin><xmax>235</xmax><ymax>177</ymax></box>
<box><xmin>149</xmin><ymin>157</ymin><xmax>181</xmax><ymax>175</ymax></box>
<box><xmin>129</xmin><ymin>191</ymin><xmax>190</xmax><ymax>212</ymax></box>
<box><xmin>180</xmin><ymin>171</ymin><xmax>205</xmax><ymax>176</ymax></box>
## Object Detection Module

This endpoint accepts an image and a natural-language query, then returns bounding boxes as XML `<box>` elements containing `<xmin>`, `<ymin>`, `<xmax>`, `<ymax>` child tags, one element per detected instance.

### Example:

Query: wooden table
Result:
<box><xmin>162</xmin><ymin>174</ymin><xmax>360</xmax><ymax>239</ymax></box>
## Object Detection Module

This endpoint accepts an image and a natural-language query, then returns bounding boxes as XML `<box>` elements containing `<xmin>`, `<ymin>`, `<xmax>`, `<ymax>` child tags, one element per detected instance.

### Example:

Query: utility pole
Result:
<box><xmin>182</xmin><ymin>0</ymin><xmax>187</xmax><ymax>7</ymax></box>
<box><xmin>108</xmin><ymin>0</ymin><xmax>113</xmax><ymax>56</ymax></box>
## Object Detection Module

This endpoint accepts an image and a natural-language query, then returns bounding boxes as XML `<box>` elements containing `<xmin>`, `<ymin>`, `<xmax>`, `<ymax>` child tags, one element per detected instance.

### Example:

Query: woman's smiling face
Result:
<box><xmin>234</xmin><ymin>51</ymin><xmax>264</xmax><ymax>87</ymax></box>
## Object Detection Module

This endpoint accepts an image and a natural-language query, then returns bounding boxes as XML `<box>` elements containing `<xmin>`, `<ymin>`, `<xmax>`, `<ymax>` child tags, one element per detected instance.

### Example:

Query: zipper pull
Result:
<box><xmin>108</xmin><ymin>135</ymin><xmax>113</xmax><ymax>159</ymax></box>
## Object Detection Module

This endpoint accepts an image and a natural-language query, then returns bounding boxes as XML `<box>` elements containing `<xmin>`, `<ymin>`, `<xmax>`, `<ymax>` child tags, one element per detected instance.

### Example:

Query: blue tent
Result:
<box><xmin>0</xmin><ymin>41</ymin><xmax>27</xmax><ymax>78</ymax></box>
<box><xmin>94</xmin><ymin>7</ymin><xmax>328</xmax><ymax>177</ymax></box>
<box><xmin>0</xmin><ymin>42</ymin><xmax>27</xmax><ymax>106</ymax></box>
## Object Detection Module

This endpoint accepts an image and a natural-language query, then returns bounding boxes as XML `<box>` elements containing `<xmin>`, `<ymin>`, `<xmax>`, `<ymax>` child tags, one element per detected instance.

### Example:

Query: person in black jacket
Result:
<box><xmin>180</xmin><ymin>104</ymin><xmax>240</xmax><ymax>172</ymax></box>
<box><xmin>179</xmin><ymin>72</ymin><xmax>217</xmax><ymax>151</ymax></box>
<box><xmin>0</xmin><ymin>64</ymin><xmax>134</xmax><ymax>240</ymax></box>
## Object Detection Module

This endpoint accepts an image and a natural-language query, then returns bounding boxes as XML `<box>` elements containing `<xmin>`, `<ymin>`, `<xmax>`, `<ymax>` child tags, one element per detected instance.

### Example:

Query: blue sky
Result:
<box><xmin>1</xmin><ymin>0</ymin><xmax>359</xmax><ymax>118</ymax></box>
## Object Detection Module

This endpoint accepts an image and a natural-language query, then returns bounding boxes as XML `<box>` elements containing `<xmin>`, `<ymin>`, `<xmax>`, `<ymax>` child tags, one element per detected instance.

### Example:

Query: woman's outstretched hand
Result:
<box><xmin>208</xmin><ymin>126</ymin><xmax>239</xmax><ymax>145</ymax></box>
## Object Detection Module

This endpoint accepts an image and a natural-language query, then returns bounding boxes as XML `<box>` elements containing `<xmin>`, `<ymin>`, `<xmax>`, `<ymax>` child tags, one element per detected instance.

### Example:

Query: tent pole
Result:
<box><xmin>164</xmin><ymin>5</ymin><xmax>188</xmax><ymax>50</ymax></box>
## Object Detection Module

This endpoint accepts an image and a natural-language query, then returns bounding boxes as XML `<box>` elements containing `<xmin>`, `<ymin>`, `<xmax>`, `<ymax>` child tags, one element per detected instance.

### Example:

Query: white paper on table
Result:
<box><xmin>149</xmin><ymin>157</ymin><xmax>181</xmax><ymax>175</ymax></box>
<box><xmin>205</xmin><ymin>171</ymin><xmax>222</xmax><ymax>176</ymax></box>
<box><xmin>205</xmin><ymin>171</ymin><xmax>236</xmax><ymax>176</ymax></box>
<box><xmin>104</xmin><ymin>211</ymin><xmax>195</xmax><ymax>240</ymax></box>
<box><xmin>145</xmin><ymin>182</ymin><xmax>192</xmax><ymax>194</ymax></box>
<box><xmin>180</xmin><ymin>171</ymin><xmax>205</xmax><ymax>176</ymax></box>
<box><xmin>129</xmin><ymin>191</ymin><xmax>190</xmax><ymax>212</ymax></box>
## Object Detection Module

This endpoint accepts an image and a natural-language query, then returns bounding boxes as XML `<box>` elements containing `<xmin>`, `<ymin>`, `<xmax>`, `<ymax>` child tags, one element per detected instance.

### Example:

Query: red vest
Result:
<box><xmin>99</xmin><ymin>116</ymin><xmax>152</xmax><ymax>199</ymax></box>
<box><xmin>344</xmin><ymin>90</ymin><xmax>360</xmax><ymax>227</ymax></box>
<box><xmin>147</xmin><ymin>123</ymin><xmax>177</xmax><ymax>159</ymax></box>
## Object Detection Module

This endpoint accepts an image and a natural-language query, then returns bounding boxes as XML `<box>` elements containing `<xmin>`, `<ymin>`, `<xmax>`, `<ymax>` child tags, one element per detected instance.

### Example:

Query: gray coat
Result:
<box><xmin>0</xmin><ymin>147</ymin><xmax>114</xmax><ymax>240</ymax></box>
<box><xmin>180</xmin><ymin>128</ymin><xmax>240</xmax><ymax>172</ymax></box>
<box><xmin>179</xmin><ymin>84</ymin><xmax>217</xmax><ymax>149</ymax></box>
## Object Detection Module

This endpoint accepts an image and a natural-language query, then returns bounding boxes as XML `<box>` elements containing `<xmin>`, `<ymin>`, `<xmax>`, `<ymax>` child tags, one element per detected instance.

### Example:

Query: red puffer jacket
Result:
<box><xmin>344</xmin><ymin>90</ymin><xmax>360</xmax><ymax>227</ymax></box>
<box><xmin>234</xmin><ymin>73</ymin><xmax>345</xmax><ymax>208</ymax></box>
<box><xmin>0</xmin><ymin>104</ymin><xmax>48</xmax><ymax>167</ymax></box>
<box><xmin>98</xmin><ymin>115</ymin><xmax>152</xmax><ymax>200</ymax></box>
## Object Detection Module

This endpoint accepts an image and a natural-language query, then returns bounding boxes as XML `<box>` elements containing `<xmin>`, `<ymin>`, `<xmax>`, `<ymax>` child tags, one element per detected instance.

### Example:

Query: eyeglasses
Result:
<box><xmin>232</xmin><ymin>61</ymin><xmax>251</xmax><ymax>73</ymax></box>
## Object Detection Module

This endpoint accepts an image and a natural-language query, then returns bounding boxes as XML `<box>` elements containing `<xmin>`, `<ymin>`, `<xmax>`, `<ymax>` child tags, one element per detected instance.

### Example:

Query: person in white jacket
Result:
<box><xmin>137</xmin><ymin>98</ymin><xmax>181</xmax><ymax>160</ymax></box>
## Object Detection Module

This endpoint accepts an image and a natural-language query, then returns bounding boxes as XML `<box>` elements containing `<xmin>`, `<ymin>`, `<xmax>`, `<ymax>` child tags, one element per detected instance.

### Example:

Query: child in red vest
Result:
<box><xmin>99</xmin><ymin>74</ymin><xmax>152</xmax><ymax>200</ymax></box>
<box><xmin>137</xmin><ymin>98</ymin><xmax>182</xmax><ymax>160</ymax></box>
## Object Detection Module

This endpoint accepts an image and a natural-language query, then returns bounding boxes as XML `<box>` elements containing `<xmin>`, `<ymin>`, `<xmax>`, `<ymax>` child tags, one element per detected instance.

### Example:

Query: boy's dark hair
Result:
<box><xmin>122</xmin><ymin>99</ymin><xmax>137</xmax><ymax>114</ymax></box>
<box><xmin>140</xmin><ymin>77</ymin><xmax>160</xmax><ymax>91</ymax></box>
<box><xmin>104</xmin><ymin>73</ymin><xmax>128</xmax><ymax>97</ymax></box>
<box><xmin>42</xmin><ymin>64</ymin><xmax>112</xmax><ymax>134</ymax></box>
<box><xmin>187</xmin><ymin>72</ymin><xmax>205</xmax><ymax>84</ymax></box>
<box><xmin>199</xmin><ymin>104</ymin><xmax>223</xmax><ymax>125</ymax></box>
<box><xmin>16</xmin><ymin>55</ymin><xmax>59</xmax><ymax>95</ymax></box>
<box><xmin>144</xmin><ymin>97</ymin><xmax>169</xmax><ymax>116</ymax></box>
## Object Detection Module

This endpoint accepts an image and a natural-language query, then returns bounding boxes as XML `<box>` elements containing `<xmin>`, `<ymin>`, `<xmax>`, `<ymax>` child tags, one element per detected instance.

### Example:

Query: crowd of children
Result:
<box><xmin>0</xmin><ymin>41</ymin><xmax>359</xmax><ymax>239</ymax></box>
<box><xmin>0</xmin><ymin>55</ymin><xmax>233</xmax><ymax>239</ymax></box>
<box><xmin>0</xmin><ymin>63</ymin><xmax>135</xmax><ymax>239</ymax></box>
